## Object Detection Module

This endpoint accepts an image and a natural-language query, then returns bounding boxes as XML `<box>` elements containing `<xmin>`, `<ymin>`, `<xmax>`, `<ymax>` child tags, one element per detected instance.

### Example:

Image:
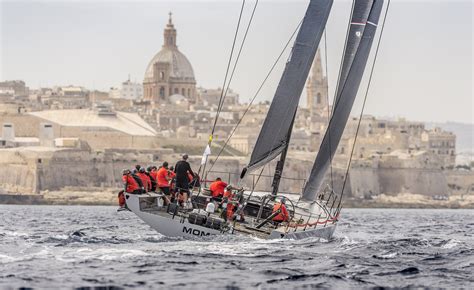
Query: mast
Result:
<box><xmin>241</xmin><ymin>0</ymin><xmax>333</xmax><ymax>178</ymax></box>
<box><xmin>302</xmin><ymin>0</ymin><xmax>384</xmax><ymax>202</ymax></box>
<box><xmin>270</xmin><ymin>112</ymin><xmax>296</xmax><ymax>196</ymax></box>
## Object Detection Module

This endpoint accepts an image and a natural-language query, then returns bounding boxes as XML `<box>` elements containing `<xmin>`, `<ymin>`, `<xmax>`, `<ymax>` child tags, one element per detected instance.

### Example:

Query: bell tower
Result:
<box><xmin>306</xmin><ymin>49</ymin><xmax>328</xmax><ymax>115</ymax></box>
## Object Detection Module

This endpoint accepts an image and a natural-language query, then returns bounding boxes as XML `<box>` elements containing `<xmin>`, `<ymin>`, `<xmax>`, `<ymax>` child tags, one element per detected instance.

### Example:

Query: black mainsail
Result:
<box><xmin>334</xmin><ymin>0</ymin><xmax>374</xmax><ymax>104</ymax></box>
<box><xmin>302</xmin><ymin>0</ymin><xmax>384</xmax><ymax>201</ymax></box>
<box><xmin>242</xmin><ymin>0</ymin><xmax>333</xmax><ymax>176</ymax></box>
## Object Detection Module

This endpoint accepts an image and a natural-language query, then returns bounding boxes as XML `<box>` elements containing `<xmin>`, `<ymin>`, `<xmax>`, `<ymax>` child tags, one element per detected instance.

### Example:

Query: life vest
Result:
<box><xmin>209</xmin><ymin>180</ymin><xmax>228</xmax><ymax>198</ymax></box>
<box><xmin>122</xmin><ymin>175</ymin><xmax>139</xmax><ymax>193</ymax></box>
<box><xmin>272</xmin><ymin>202</ymin><xmax>289</xmax><ymax>222</ymax></box>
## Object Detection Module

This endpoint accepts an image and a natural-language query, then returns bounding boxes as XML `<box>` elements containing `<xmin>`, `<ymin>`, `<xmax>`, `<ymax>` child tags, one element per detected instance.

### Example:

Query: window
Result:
<box><xmin>174</xmin><ymin>88</ymin><xmax>179</xmax><ymax>94</ymax></box>
<box><xmin>182</xmin><ymin>88</ymin><xmax>185</xmax><ymax>96</ymax></box>
<box><xmin>316</xmin><ymin>93</ymin><xmax>322</xmax><ymax>104</ymax></box>
<box><xmin>159</xmin><ymin>87</ymin><xmax>165</xmax><ymax>98</ymax></box>
<box><xmin>160</xmin><ymin>72</ymin><xmax>165</xmax><ymax>80</ymax></box>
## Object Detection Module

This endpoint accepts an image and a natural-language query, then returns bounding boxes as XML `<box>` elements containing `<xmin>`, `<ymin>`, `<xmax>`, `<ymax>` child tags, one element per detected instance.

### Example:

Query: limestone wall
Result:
<box><xmin>349</xmin><ymin>166</ymin><xmax>448</xmax><ymax>197</ymax></box>
<box><xmin>445</xmin><ymin>170</ymin><xmax>474</xmax><ymax>195</ymax></box>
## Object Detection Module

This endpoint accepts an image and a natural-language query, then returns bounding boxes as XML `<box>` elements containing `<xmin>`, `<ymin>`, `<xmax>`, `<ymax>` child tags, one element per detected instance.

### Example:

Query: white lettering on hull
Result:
<box><xmin>183</xmin><ymin>226</ymin><xmax>211</xmax><ymax>237</ymax></box>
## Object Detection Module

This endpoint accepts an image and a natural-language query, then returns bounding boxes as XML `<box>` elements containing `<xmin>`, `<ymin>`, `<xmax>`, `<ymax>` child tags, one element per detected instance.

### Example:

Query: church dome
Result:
<box><xmin>144</xmin><ymin>48</ymin><xmax>195</xmax><ymax>81</ymax></box>
<box><xmin>143</xmin><ymin>13</ymin><xmax>195</xmax><ymax>83</ymax></box>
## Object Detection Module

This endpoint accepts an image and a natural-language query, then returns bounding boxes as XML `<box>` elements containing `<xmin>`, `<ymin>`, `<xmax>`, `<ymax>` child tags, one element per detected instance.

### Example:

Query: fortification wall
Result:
<box><xmin>349</xmin><ymin>166</ymin><xmax>449</xmax><ymax>197</ymax></box>
<box><xmin>445</xmin><ymin>170</ymin><xmax>474</xmax><ymax>195</ymax></box>
<box><xmin>349</xmin><ymin>167</ymin><xmax>380</xmax><ymax>198</ymax></box>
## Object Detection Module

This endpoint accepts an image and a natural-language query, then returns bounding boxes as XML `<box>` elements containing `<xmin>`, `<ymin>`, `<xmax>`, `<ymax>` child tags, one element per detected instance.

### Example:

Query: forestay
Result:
<box><xmin>302</xmin><ymin>0</ymin><xmax>384</xmax><ymax>201</ymax></box>
<box><xmin>242</xmin><ymin>0</ymin><xmax>333</xmax><ymax>176</ymax></box>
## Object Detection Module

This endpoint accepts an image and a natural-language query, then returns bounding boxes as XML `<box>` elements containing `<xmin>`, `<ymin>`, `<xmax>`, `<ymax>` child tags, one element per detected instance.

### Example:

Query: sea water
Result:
<box><xmin>0</xmin><ymin>205</ymin><xmax>472</xmax><ymax>289</ymax></box>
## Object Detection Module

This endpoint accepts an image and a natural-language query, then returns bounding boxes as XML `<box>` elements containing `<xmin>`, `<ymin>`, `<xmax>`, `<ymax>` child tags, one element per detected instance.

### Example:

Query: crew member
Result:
<box><xmin>122</xmin><ymin>169</ymin><xmax>141</xmax><ymax>194</ymax></box>
<box><xmin>146</xmin><ymin>166</ymin><xmax>157</xmax><ymax>192</ymax></box>
<box><xmin>223</xmin><ymin>185</ymin><xmax>235</xmax><ymax>220</ymax></box>
<box><xmin>209</xmin><ymin>177</ymin><xmax>227</xmax><ymax>201</ymax></box>
<box><xmin>174</xmin><ymin>154</ymin><xmax>195</xmax><ymax>204</ymax></box>
<box><xmin>117</xmin><ymin>190</ymin><xmax>127</xmax><ymax>210</ymax></box>
<box><xmin>131</xmin><ymin>169</ymin><xmax>144</xmax><ymax>193</ymax></box>
<box><xmin>137</xmin><ymin>167</ymin><xmax>151</xmax><ymax>192</ymax></box>
<box><xmin>272</xmin><ymin>197</ymin><xmax>290</xmax><ymax>223</ymax></box>
<box><xmin>157</xmin><ymin>162</ymin><xmax>171</xmax><ymax>196</ymax></box>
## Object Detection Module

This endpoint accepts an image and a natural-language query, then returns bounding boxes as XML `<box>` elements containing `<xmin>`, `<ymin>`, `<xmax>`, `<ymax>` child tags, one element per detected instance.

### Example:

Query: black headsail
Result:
<box><xmin>241</xmin><ymin>0</ymin><xmax>333</xmax><ymax>177</ymax></box>
<box><xmin>302</xmin><ymin>0</ymin><xmax>384</xmax><ymax>201</ymax></box>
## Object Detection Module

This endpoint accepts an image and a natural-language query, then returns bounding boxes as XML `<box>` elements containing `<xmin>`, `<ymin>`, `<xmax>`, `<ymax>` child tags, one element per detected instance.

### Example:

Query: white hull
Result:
<box><xmin>125</xmin><ymin>193</ymin><xmax>337</xmax><ymax>240</ymax></box>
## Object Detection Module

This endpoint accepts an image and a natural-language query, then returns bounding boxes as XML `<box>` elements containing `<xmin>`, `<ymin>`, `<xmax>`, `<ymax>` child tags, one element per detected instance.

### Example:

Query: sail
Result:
<box><xmin>334</xmin><ymin>0</ymin><xmax>374</xmax><ymax>104</ymax></box>
<box><xmin>302</xmin><ymin>0</ymin><xmax>384</xmax><ymax>201</ymax></box>
<box><xmin>243</xmin><ymin>0</ymin><xmax>333</xmax><ymax>175</ymax></box>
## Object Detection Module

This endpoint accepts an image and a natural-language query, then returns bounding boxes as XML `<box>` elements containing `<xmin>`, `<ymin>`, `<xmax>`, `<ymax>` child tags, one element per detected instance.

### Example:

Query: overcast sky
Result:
<box><xmin>0</xmin><ymin>0</ymin><xmax>472</xmax><ymax>124</ymax></box>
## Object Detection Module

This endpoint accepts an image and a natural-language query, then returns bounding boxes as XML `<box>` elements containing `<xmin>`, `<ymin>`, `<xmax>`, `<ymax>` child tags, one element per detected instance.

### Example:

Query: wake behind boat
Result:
<box><xmin>121</xmin><ymin>0</ymin><xmax>388</xmax><ymax>240</ymax></box>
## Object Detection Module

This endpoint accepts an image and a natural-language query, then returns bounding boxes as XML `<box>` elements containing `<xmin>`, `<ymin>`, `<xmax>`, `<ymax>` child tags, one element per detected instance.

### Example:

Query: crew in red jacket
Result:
<box><xmin>209</xmin><ymin>177</ymin><xmax>227</xmax><ymax>200</ymax></box>
<box><xmin>137</xmin><ymin>167</ymin><xmax>151</xmax><ymax>192</ymax></box>
<box><xmin>122</xmin><ymin>169</ymin><xmax>140</xmax><ymax>194</ymax></box>
<box><xmin>272</xmin><ymin>197</ymin><xmax>289</xmax><ymax>223</ymax></box>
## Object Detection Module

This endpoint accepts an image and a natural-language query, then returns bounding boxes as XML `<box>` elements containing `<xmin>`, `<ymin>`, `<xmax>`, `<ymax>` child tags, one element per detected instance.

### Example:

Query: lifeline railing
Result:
<box><xmin>206</xmin><ymin>170</ymin><xmax>307</xmax><ymax>196</ymax></box>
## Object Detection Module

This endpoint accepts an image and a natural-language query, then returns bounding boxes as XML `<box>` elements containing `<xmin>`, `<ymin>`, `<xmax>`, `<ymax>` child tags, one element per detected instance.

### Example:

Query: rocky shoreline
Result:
<box><xmin>1</xmin><ymin>189</ymin><xmax>473</xmax><ymax>209</ymax></box>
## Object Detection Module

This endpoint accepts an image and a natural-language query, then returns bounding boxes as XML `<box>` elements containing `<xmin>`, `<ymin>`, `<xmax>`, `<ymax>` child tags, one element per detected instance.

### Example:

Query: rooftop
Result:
<box><xmin>28</xmin><ymin>109</ymin><xmax>157</xmax><ymax>137</ymax></box>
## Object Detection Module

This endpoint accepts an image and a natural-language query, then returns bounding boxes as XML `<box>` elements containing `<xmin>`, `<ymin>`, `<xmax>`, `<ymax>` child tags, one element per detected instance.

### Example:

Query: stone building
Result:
<box><xmin>421</xmin><ymin>127</ymin><xmax>456</xmax><ymax>167</ymax></box>
<box><xmin>40</xmin><ymin>86</ymin><xmax>89</xmax><ymax>109</ymax></box>
<box><xmin>143</xmin><ymin>13</ymin><xmax>196</xmax><ymax>104</ymax></box>
<box><xmin>109</xmin><ymin>78</ymin><xmax>143</xmax><ymax>100</ymax></box>
<box><xmin>0</xmin><ymin>108</ymin><xmax>158</xmax><ymax>150</ymax></box>
<box><xmin>197</xmin><ymin>87</ymin><xmax>239</xmax><ymax>106</ymax></box>
<box><xmin>0</xmin><ymin>80</ymin><xmax>29</xmax><ymax>97</ymax></box>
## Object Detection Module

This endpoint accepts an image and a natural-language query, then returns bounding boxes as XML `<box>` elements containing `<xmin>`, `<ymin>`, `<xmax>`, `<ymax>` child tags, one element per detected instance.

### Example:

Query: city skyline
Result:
<box><xmin>0</xmin><ymin>0</ymin><xmax>472</xmax><ymax>124</ymax></box>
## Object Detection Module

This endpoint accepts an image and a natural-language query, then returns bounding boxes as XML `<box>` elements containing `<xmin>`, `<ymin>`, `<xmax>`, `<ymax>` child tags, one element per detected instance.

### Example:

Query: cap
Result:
<box><xmin>182</xmin><ymin>154</ymin><xmax>188</xmax><ymax>160</ymax></box>
<box><xmin>139</xmin><ymin>167</ymin><xmax>146</xmax><ymax>173</ymax></box>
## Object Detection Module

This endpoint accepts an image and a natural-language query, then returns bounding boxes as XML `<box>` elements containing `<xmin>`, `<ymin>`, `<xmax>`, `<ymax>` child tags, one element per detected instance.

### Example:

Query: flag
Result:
<box><xmin>201</xmin><ymin>145</ymin><xmax>211</xmax><ymax>165</ymax></box>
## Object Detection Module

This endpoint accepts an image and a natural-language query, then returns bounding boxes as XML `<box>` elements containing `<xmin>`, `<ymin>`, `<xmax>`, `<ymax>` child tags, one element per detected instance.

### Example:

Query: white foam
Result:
<box><xmin>441</xmin><ymin>239</ymin><xmax>460</xmax><ymax>249</ymax></box>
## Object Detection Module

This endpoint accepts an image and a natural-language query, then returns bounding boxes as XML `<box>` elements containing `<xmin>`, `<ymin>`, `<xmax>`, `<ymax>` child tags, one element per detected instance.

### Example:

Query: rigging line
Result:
<box><xmin>216</xmin><ymin>0</ymin><xmax>259</xmax><ymax>126</ymax></box>
<box><xmin>335</xmin><ymin>0</ymin><xmax>391</xmax><ymax>215</ymax></box>
<box><xmin>200</xmin><ymin>0</ymin><xmax>246</xmax><ymax>182</ymax></box>
<box><xmin>211</xmin><ymin>0</ymin><xmax>246</xmax><ymax>136</ymax></box>
<box><xmin>323</xmin><ymin>28</ymin><xmax>335</xmax><ymax>193</ymax></box>
<box><xmin>331</xmin><ymin>0</ymin><xmax>355</xmax><ymax>116</ymax></box>
<box><xmin>206</xmin><ymin>19</ymin><xmax>303</xmax><ymax>174</ymax></box>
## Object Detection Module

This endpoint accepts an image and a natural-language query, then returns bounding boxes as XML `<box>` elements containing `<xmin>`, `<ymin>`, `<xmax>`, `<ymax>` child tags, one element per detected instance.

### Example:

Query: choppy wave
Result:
<box><xmin>0</xmin><ymin>206</ymin><xmax>473</xmax><ymax>288</ymax></box>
